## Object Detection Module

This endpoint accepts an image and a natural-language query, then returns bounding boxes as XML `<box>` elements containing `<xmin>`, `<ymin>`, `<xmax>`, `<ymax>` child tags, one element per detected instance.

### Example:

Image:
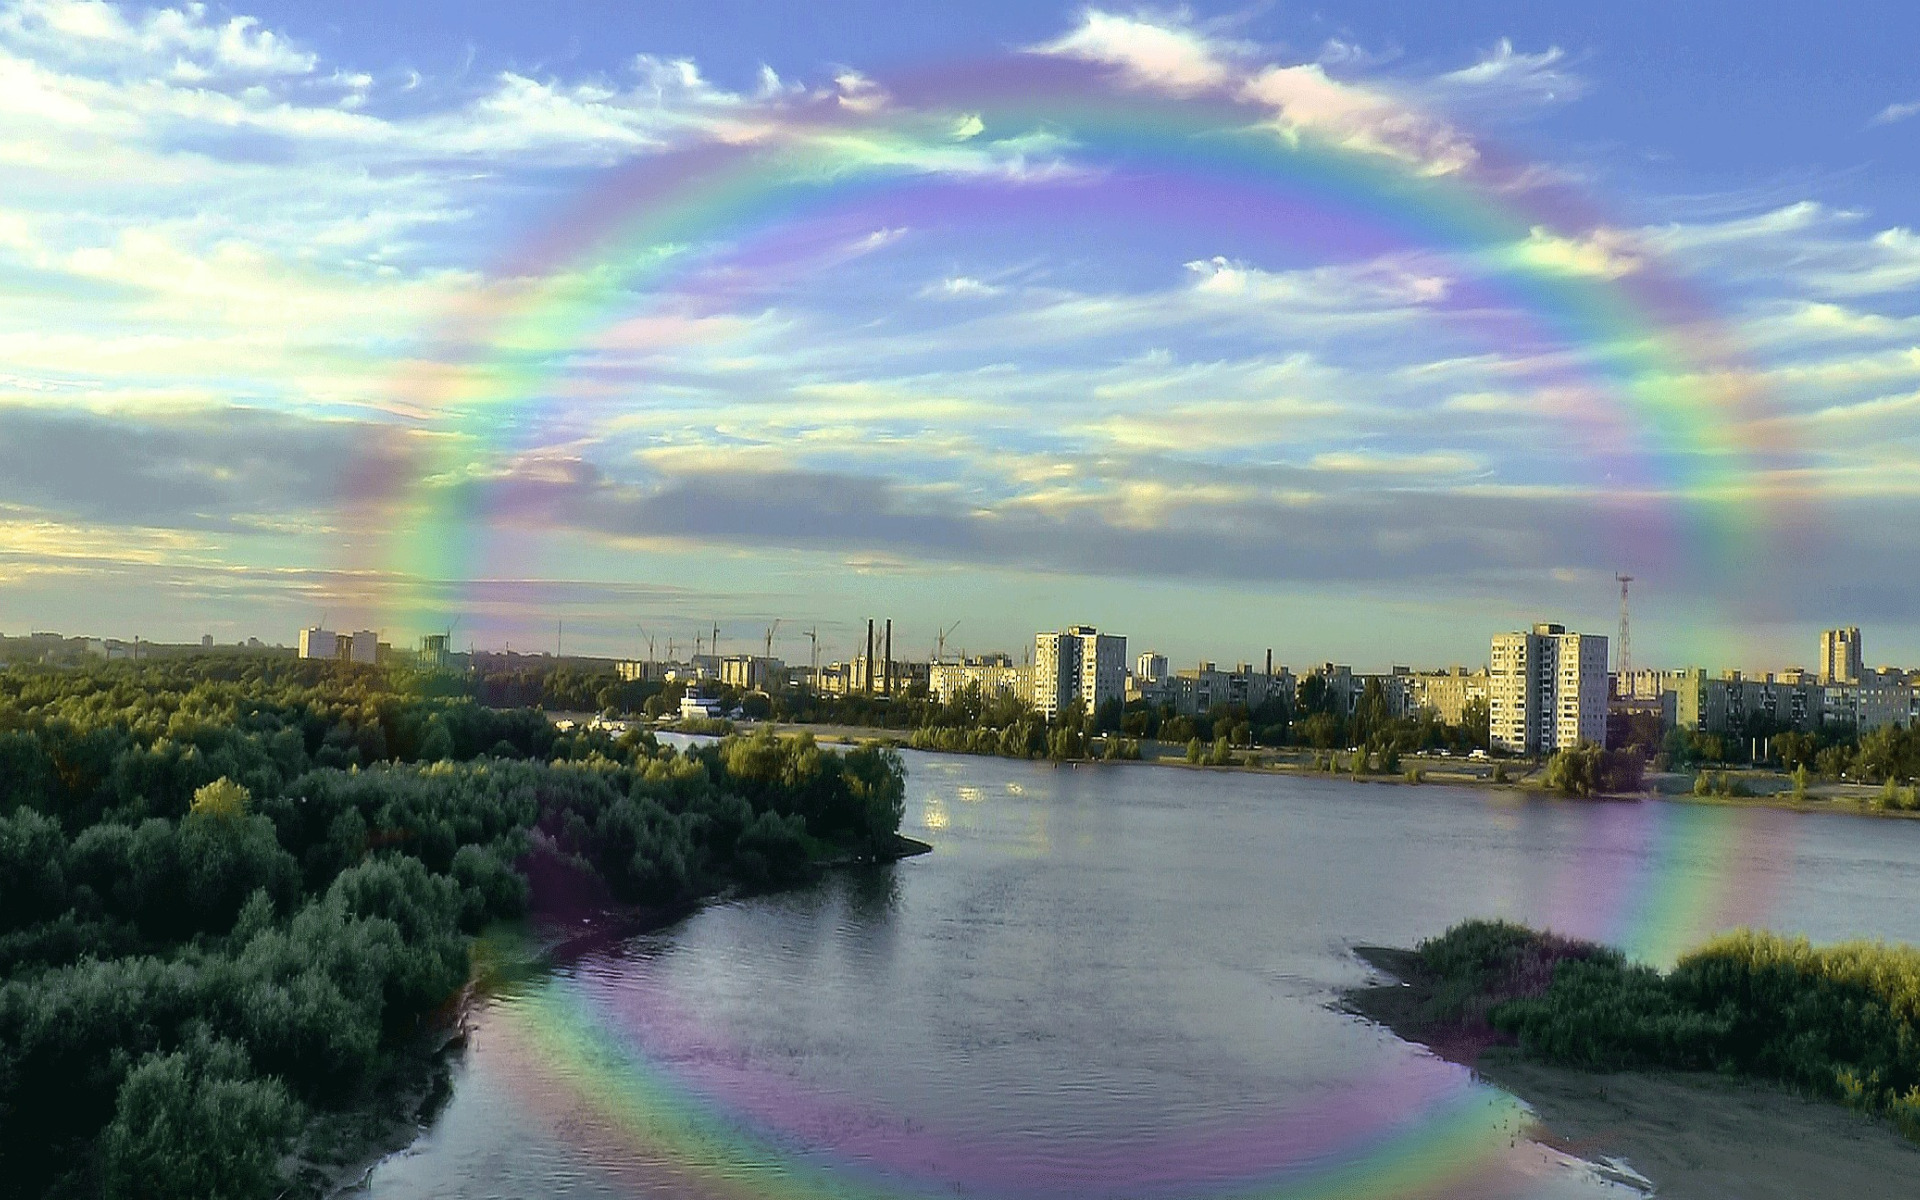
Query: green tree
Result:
<box><xmin>189</xmin><ymin>776</ymin><xmax>250</xmax><ymax>821</ymax></box>
<box><xmin>99</xmin><ymin>1041</ymin><xmax>301</xmax><ymax>1200</ymax></box>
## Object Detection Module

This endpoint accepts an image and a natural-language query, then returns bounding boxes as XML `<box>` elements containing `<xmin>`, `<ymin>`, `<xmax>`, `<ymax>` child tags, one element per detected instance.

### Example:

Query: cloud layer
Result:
<box><xmin>3</xmin><ymin>3</ymin><xmax>1918</xmax><ymax>664</ymax></box>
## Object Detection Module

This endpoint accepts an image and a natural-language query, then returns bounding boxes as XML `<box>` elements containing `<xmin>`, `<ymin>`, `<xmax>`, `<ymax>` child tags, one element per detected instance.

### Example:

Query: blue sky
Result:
<box><xmin>2</xmin><ymin>1</ymin><xmax>1919</xmax><ymax>671</ymax></box>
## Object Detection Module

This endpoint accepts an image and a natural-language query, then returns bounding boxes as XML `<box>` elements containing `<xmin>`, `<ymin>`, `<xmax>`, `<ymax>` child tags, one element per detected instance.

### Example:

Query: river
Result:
<box><xmin>366</xmin><ymin>749</ymin><xmax>1920</xmax><ymax>1199</ymax></box>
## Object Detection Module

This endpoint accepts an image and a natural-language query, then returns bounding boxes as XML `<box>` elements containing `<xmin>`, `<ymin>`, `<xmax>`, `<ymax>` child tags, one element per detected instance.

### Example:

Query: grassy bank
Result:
<box><xmin>0</xmin><ymin>661</ymin><xmax>909</xmax><ymax>1200</ymax></box>
<box><xmin>1370</xmin><ymin>920</ymin><xmax>1920</xmax><ymax>1134</ymax></box>
<box><xmin>1345</xmin><ymin>921</ymin><xmax>1920</xmax><ymax>1195</ymax></box>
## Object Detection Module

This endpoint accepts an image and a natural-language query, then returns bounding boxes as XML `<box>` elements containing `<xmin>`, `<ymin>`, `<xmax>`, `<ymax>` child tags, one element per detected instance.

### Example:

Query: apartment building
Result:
<box><xmin>1490</xmin><ymin>623</ymin><xmax>1609</xmax><ymax>754</ymax></box>
<box><xmin>1034</xmin><ymin>625</ymin><xmax>1127</xmax><ymax>719</ymax></box>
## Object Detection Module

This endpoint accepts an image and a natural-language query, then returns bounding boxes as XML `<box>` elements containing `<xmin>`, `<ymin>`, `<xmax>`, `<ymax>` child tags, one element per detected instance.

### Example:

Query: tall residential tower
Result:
<box><xmin>1033</xmin><ymin>625</ymin><xmax>1128</xmax><ymax>719</ymax></box>
<box><xmin>1490</xmin><ymin>623</ymin><xmax>1609</xmax><ymax>755</ymax></box>
<box><xmin>1820</xmin><ymin>627</ymin><xmax>1863</xmax><ymax>686</ymax></box>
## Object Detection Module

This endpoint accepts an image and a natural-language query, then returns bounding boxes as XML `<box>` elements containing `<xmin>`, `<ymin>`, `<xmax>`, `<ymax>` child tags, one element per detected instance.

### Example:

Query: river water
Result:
<box><xmin>368</xmin><ymin>750</ymin><xmax>1920</xmax><ymax>1199</ymax></box>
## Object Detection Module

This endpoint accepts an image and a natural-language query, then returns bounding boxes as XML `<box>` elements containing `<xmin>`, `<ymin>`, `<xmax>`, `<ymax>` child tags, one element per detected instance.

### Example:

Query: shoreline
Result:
<box><xmin>679</xmin><ymin>718</ymin><xmax>1920</xmax><ymax>823</ymax></box>
<box><xmin>321</xmin><ymin>840</ymin><xmax>930</xmax><ymax>1196</ymax></box>
<box><xmin>1342</xmin><ymin>945</ymin><xmax>1920</xmax><ymax>1199</ymax></box>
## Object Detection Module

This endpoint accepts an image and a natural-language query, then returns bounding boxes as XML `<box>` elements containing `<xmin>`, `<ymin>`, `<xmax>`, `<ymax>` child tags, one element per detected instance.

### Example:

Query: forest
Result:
<box><xmin>0</xmin><ymin>657</ymin><xmax>905</xmax><ymax>1199</ymax></box>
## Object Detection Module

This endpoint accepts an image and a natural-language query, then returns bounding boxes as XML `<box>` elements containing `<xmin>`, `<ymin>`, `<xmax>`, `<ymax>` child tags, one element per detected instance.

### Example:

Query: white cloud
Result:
<box><xmin>1439</xmin><ymin>38</ymin><xmax>1584</xmax><ymax>105</ymax></box>
<box><xmin>1650</xmin><ymin>202</ymin><xmax>1920</xmax><ymax>297</ymax></box>
<box><xmin>1501</xmin><ymin>226</ymin><xmax>1644</xmax><ymax>279</ymax></box>
<box><xmin>1033</xmin><ymin>9</ymin><xmax>1479</xmax><ymax>175</ymax></box>
<box><xmin>1240</xmin><ymin>62</ymin><xmax>1477</xmax><ymax>174</ymax></box>
<box><xmin>1872</xmin><ymin>99</ymin><xmax>1920</xmax><ymax>125</ymax></box>
<box><xmin>1184</xmin><ymin>255</ymin><xmax>1452</xmax><ymax>308</ymax></box>
<box><xmin>925</xmin><ymin>275</ymin><xmax>1001</xmax><ymax>298</ymax></box>
<box><xmin>1311</xmin><ymin>449</ymin><xmax>1481</xmax><ymax>476</ymax></box>
<box><xmin>1034</xmin><ymin>9</ymin><xmax>1238</xmax><ymax>94</ymax></box>
<box><xmin>0</xmin><ymin>1</ymin><xmax>317</xmax><ymax>76</ymax></box>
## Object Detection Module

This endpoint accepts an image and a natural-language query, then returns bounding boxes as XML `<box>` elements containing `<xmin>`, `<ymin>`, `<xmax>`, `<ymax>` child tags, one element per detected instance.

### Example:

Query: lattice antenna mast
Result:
<box><xmin>1615</xmin><ymin>574</ymin><xmax>1635</xmax><ymax>679</ymax></box>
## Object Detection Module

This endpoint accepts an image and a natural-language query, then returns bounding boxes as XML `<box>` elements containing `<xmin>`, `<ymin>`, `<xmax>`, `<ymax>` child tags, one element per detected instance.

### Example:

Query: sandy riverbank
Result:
<box><xmin>1343</xmin><ymin>947</ymin><xmax>1920</xmax><ymax>1199</ymax></box>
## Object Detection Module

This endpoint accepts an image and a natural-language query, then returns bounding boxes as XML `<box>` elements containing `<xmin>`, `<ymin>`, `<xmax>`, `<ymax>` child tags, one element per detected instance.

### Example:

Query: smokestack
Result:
<box><xmin>884</xmin><ymin>619</ymin><xmax>893</xmax><ymax>696</ymax></box>
<box><xmin>1266</xmin><ymin>648</ymin><xmax>1272</xmax><ymax>677</ymax></box>
<box><xmin>866</xmin><ymin>619</ymin><xmax>875</xmax><ymax>694</ymax></box>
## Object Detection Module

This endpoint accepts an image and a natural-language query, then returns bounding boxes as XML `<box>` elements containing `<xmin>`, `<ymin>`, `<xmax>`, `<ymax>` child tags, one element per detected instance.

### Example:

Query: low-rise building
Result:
<box><xmin>929</xmin><ymin>655</ymin><xmax>1032</xmax><ymax>705</ymax></box>
<box><xmin>1823</xmin><ymin>669</ymin><xmax>1912</xmax><ymax>733</ymax></box>
<box><xmin>1673</xmin><ymin>669</ymin><xmax>1824</xmax><ymax>734</ymax></box>
<box><xmin>1131</xmin><ymin>661</ymin><xmax>1294</xmax><ymax>716</ymax></box>
<box><xmin>1404</xmin><ymin>667</ymin><xmax>1490</xmax><ymax>725</ymax></box>
<box><xmin>720</xmin><ymin>655</ymin><xmax>785</xmax><ymax>692</ymax></box>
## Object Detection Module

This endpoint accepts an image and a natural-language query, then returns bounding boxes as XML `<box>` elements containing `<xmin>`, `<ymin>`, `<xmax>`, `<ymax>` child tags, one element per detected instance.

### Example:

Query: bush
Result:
<box><xmin>1419</xmin><ymin>919</ymin><xmax>1920</xmax><ymax>1142</ymax></box>
<box><xmin>1547</xmin><ymin>744</ymin><xmax>1645</xmax><ymax>797</ymax></box>
<box><xmin>99</xmin><ymin>1038</ymin><xmax>301</xmax><ymax>1200</ymax></box>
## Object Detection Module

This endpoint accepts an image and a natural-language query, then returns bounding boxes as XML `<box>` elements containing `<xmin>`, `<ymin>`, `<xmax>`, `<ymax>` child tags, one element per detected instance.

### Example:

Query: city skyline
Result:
<box><xmin>12</xmin><ymin>612</ymin><xmax>1912</xmax><ymax>690</ymax></box>
<box><xmin>4</xmin><ymin>2</ymin><xmax>1920</xmax><ymax>666</ymax></box>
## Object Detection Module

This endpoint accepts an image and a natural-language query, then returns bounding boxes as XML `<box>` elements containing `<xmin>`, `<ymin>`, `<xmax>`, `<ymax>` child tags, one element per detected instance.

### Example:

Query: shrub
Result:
<box><xmin>1548</xmin><ymin>745</ymin><xmax>1646</xmax><ymax>797</ymax></box>
<box><xmin>99</xmin><ymin>1038</ymin><xmax>301</xmax><ymax>1200</ymax></box>
<box><xmin>1420</xmin><ymin>919</ymin><xmax>1920</xmax><ymax>1142</ymax></box>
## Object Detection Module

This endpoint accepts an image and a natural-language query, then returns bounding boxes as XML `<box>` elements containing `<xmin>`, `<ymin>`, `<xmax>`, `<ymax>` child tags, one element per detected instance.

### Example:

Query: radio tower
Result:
<box><xmin>1615</xmin><ymin>573</ymin><xmax>1634</xmax><ymax>681</ymax></box>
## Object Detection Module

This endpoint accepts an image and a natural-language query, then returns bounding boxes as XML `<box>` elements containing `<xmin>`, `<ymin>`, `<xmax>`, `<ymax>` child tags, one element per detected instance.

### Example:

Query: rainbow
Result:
<box><xmin>476</xmin><ymin>934</ymin><xmax>1539</xmax><ymax>1200</ymax></box>
<box><xmin>352</xmin><ymin>53</ymin><xmax>1792</xmax><ymax>649</ymax></box>
<box><xmin>360</xmin><ymin>50</ymin><xmax>1801</xmax><ymax>1197</ymax></box>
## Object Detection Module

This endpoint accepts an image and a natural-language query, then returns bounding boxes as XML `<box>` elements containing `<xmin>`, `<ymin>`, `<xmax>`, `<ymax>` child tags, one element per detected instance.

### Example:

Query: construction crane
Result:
<box><xmin>806</xmin><ymin>626</ymin><xmax>819</xmax><ymax>692</ymax></box>
<box><xmin>764</xmin><ymin>618</ymin><xmax>781</xmax><ymax>662</ymax></box>
<box><xmin>935</xmin><ymin>620</ymin><xmax>961</xmax><ymax>664</ymax></box>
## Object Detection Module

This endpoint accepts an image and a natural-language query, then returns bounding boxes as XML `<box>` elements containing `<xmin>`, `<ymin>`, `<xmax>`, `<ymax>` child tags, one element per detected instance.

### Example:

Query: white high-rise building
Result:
<box><xmin>1490</xmin><ymin>623</ymin><xmax>1608</xmax><ymax>754</ymax></box>
<box><xmin>301</xmin><ymin>627</ymin><xmax>378</xmax><ymax>663</ymax></box>
<box><xmin>1819</xmin><ymin>627</ymin><xmax>1863</xmax><ymax>686</ymax></box>
<box><xmin>1033</xmin><ymin>625</ymin><xmax>1128</xmax><ymax>719</ymax></box>
<box><xmin>298</xmin><ymin>628</ymin><xmax>338</xmax><ymax>660</ymax></box>
<box><xmin>1135</xmin><ymin>652</ymin><xmax>1169</xmax><ymax>683</ymax></box>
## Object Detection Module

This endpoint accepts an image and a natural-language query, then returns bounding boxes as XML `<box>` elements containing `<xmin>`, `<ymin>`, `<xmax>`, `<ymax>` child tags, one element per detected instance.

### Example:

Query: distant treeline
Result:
<box><xmin>892</xmin><ymin>677</ymin><xmax>1489</xmax><ymax>764</ymax></box>
<box><xmin>1412</xmin><ymin>920</ymin><xmax>1920</xmax><ymax>1141</ymax></box>
<box><xmin>0</xmin><ymin>658</ymin><xmax>904</xmax><ymax>1200</ymax></box>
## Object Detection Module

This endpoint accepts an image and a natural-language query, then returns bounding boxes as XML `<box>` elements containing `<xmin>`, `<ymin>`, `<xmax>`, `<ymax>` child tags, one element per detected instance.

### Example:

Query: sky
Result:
<box><xmin>3</xmin><ymin>0</ymin><xmax>1919</xmax><ymax>671</ymax></box>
